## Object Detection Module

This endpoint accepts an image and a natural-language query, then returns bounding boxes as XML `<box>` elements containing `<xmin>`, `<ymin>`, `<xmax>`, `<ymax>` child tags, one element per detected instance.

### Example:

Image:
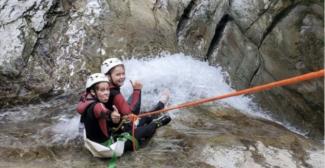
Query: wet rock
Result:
<box><xmin>0</xmin><ymin>0</ymin><xmax>56</xmax><ymax>106</ymax></box>
<box><xmin>0</xmin><ymin>0</ymin><xmax>55</xmax><ymax>76</ymax></box>
<box><xmin>229</xmin><ymin>0</ymin><xmax>272</xmax><ymax>31</ymax></box>
<box><xmin>176</xmin><ymin>0</ymin><xmax>229</xmax><ymax>58</ymax></box>
<box><xmin>0</xmin><ymin>19</ymin><xmax>37</xmax><ymax>77</ymax></box>
<box><xmin>230</xmin><ymin>0</ymin><xmax>297</xmax><ymax>45</ymax></box>
<box><xmin>208</xmin><ymin>21</ymin><xmax>260</xmax><ymax>89</ymax></box>
<box><xmin>23</xmin><ymin>0</ymin><xmax>183</xmax><ymax>94</ymax></box>
<box><xmin>116</xmin><ymin>105</ymin><xmax>324</xmax><ymax>167</ymax></box>
<box><xmin>253</xmin><ymin>4</ymin><xmax>324</xmax><ymax>139</ymax></box>
<box><xmin>194</xmin><ymin>0</ymin><xmax>324</xmax><ymax>137</ymax></box>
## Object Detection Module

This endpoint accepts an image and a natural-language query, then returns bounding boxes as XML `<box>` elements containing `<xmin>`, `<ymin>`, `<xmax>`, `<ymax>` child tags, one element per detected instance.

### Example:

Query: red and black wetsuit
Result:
<box><xmin>104</xmin><ymin>84</ymin><xmax>168</xmax><ymax>151</ymax></box>
<box><xmin>106</xmin><ymin>83</ymin><xmax>165</xmax><ymax>116</ymax></box>
<box><xmin>106</xmin><ymin>84</ymin><xmax>141</xmax><ymax>115</ymax></box>
<box><xmin>77</xmin><ymin>93</ymin><xmax>115</xmax><ymax>143</ymax></box>
<box><xmin>76</xmin><ymin>87</ymin><xmax>166</xmax><ymax>150</ymax></box>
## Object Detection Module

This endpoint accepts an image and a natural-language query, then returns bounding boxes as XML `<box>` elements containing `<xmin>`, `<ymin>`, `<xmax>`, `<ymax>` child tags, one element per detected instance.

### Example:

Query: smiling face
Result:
<box><xmin>91</xmin><ymin>82</ymin><xmax>110</xmax><ymax>103</ymax></box>
<box><xmin>109</xmin><ymin>65</ymin><xmax>126</xmax><ymax>87</ymax></box>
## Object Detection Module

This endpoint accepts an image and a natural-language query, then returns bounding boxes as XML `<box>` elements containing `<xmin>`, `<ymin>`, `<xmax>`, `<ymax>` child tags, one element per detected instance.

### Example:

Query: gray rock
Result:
<box><xmin>0</xmin><ymin>0</ymin><xmax>54</xmax><ymax>106</ymax></box>
<box><xmin>0</xmin><ymin>19</ymin><xmax>32</xmax><ymax>77</ymax></box>
<box><xmin>176</xmin><ymin>0</ymin><xmax>229</xmax><ymax>58</ymax></box>
<box><xmin>230</xmin><ymin>0</ymin><xmax>297</xmax><ymax>45</ymax></box>
<box><xmin>208</xmin><ymin>21</ymin><xmax>260</xmax><ymax>89</ymax></box>
<box><xmin>253</xmin><ymin>4</ymin><xmax>324</xmax><ymax>138</ymax></box>
<box><xmin>230</xmin><ymin>0</ymin><xmax>273</xmax><ymax>30</ymax></box>
<box><xmin>0</xmin><ymin>0</ymin><xmax>54</xmax><ymax>76</ymax></box>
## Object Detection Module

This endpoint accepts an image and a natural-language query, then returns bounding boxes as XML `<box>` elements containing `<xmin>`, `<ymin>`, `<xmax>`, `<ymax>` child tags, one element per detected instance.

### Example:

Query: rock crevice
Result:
<box><xmin>205</xmin><ymin>14</ymin><xmax>231</xmax><ymax>61</ymax></box>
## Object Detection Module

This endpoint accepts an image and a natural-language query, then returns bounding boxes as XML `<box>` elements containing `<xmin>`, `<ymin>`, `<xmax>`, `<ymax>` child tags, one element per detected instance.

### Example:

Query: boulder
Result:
<box><xmin>253</xmin><ymin>4</ymin><xmax>324</xmax><ymax>138</ymax></box>
<box><xmin>208</xmin><ymin>21</ymin><xmax>260</xmax><ymax>89</ymax></box>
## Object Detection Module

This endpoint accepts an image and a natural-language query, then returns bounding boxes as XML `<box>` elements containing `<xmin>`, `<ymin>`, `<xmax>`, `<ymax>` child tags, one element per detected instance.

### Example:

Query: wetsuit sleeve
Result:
<box><xmin>113</xmin><ymin>90</ymin><xmax>141</xmax><ymax>115</ymax></box>
<box><xmin>113</xmin><ymin>94</ymin><xmax>133</xmax><ymax>115</ymax></box>
<box><xmin>76</xmin><ymin>92</ymin><xmax>88</xmax><ymax>114</ymax></box>
<box><xmin>76</xmin><ymin>100</ymin><xmax>86</xmax><ymax>114</ymax></box>
<box><xmin>93</xmin><ymin>103</ymin><xmax>110</xmax><ymax>119</ymax></box>
<box><xmin>128</xmin><ymin>89</ymin><xmax>141</xmax><ymax>114</ymax></box>
<box><xmin>93</xmin><ymin>103</ymin><xmax>110</xmax><ymax>137</ymax></box>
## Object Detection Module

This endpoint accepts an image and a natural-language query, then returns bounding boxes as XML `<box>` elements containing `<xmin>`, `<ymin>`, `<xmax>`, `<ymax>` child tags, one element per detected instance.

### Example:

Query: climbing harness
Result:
<box><xmin>101</xmin><ymin>132</ymin><xmax>139</xmax><ymax>168</ymax></box>
<box><xmin>83</xmin><ymin>129</ymin><xmax>138</xmax><ymax>168</ymax></box>
<box><xmin>110</xmin><ymin>115</ymin><xmax>140</xmax><ymax>152</ymax></box>
<box><xmin>111</xmin><ymin>119</ymin><xmax>127</xmax><ymax>133</ymax></box>
<box><xmin>83</xmin><ymin>130</ymin><xmax>125</xmax><ymax>158</ymax></box>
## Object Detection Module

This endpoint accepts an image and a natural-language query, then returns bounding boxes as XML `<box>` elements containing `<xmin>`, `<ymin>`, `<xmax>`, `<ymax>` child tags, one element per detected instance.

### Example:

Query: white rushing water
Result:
<box><xmin>122</xmin><ymin>53</ymin><xmax>266</xmax><ymax>117</ymax></box>
<box><xmin>119</xmin><ymin>53</ymin><xmax>310</xmax><ymax>136</ymax></box>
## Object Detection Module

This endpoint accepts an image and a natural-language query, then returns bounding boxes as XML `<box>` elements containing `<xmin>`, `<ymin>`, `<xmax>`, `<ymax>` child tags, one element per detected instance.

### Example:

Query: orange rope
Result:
<box><xmin>132</xmin><ymin>122</ymin><xmax>136</xmax><ymax>151</ymax></box>
<box><xmin>138</xmin><ymin>69</ymin><xmax>324</xmax><ymax>118</ymax></box>
<box><xmin>127</xmin><ymin>114</ymin><xmax>138</xmax><ymax>152</ymax></box>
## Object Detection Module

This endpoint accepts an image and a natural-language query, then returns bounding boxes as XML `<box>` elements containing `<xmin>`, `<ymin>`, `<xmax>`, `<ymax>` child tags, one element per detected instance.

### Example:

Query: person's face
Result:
<box><xmin>110</xmin><ymin>65</ymin><xmax>125</xmax><ymax>87</ymax></box>
<box><xmin>92</xmin><ymin>82</ymin><xmax>110</xmax><ymax>103</ymax></box>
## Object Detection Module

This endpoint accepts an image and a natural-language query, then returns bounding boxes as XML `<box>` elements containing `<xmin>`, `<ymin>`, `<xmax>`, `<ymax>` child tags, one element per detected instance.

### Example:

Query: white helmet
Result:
<box><xmin>101</xmin><ymin>58</ymin><xmax>123</xmax><ymax>75</ymax></box>
<box><xmin>86</xmin><ymin>73</ymin><xmax>109</xmax><ymax>89</ymax></box>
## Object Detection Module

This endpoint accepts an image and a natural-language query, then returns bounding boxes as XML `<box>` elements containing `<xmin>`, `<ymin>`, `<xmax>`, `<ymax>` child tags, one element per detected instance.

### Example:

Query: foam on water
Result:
<box><xmin>122</xmin><ymin>53</ymin><xmax>266</xmax><ymax>118</ymax></box>
<box><xmin>51</xmin><ymin>115</ymin><xmax>81</xmax><ymax>144</ymax></box>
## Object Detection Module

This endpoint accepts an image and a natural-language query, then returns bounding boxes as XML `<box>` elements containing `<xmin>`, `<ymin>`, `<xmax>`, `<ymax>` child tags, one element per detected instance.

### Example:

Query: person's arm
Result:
<box><xmin>93</xmin><ymin>103</ymin><xmax>111</xmax><ymax>138</ymax></box>
<box><xmin>127</xmin><ymin>80</ymin><xmax>142</xmax><ymax>114</ymax></box>
<box><xmin>113</xmin><ymin>93</ymin><xmax>133</xmax><ymax>115</ymax></box>
<box><xmin>128</xmin><ymin>89</ymin><xmax>141</xmax><ymax>114</ymax></box>
<box><xmin>76</xmin><ymin>93</ymin><xmax>94</xmax><ymax>114</ymax></box>
<box><xmin>112</xmin><ymin>80</ymin><xmax>142</xmax><ymax>115</ymax></box>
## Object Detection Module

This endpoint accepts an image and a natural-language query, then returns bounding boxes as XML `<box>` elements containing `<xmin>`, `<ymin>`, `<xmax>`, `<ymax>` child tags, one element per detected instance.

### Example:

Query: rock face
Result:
<box><xmin>0</xmin><ymin>0</ymin><xmax>55</xmax><ymax>106</ymax></box>
<box><xmin>177</xmin><ymin>0</ymin><xmax>324</xmax><ymax>138</ymax></box>
<box><xmin>0</xmin><ymin>0</ymin><xmax>323</xmax><ymax>138</ymax></box>
<box><xmin>253</xmin><ymin>3</ymin><xmax>324</xmax><ymax>138</ymax></box>
<box><xmin>0</xmin><ymin>0</ymin><xmax>181</xmax><ymax>106</ymax></box>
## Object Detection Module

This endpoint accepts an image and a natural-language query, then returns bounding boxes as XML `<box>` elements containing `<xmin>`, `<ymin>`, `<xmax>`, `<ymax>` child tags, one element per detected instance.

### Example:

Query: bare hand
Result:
<box><xmin>130</xmin><ymin>80</ymin><xmax>143</xmax><ymax>90</ymax></box>
<box><xmin>111</xmin><ymin>105</ymin><xmax>120</xmax><ymax>124</ymax></box>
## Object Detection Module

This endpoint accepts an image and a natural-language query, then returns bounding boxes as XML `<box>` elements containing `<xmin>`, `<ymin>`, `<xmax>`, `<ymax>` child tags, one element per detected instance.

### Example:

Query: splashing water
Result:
<box><xmin>51</xmin><ymin>115</ymin><xmax>81</xmax><ymax>144</ymax></box>
<box><xmin>52</xmin><ymin>53</ymin><xmax>272</xmax><ymax>144</ymax></box>
<box><xmin>118</xmin><ymin>53</ymin><xmax>310</xmax><ymax>137</ymax></box>
<box><xmin>122</xmin><ymin>53</ymin><xmax>267</xmax><ymax>118</ymax></box>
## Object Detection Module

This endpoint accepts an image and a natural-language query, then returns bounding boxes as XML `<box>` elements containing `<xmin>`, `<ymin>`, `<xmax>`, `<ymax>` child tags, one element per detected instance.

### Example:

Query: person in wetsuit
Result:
<box><xmin>77</xmin><ymin>73</ymin><xmax>171</xmax><ymax>152</ymax></box>
<box><xmin>100</xmin><ymin>57</ymin><xmax>169</xmax><ymax>116</ymax></box>
<box><xmin>100</xmin><ymin>58</ymin><xmax>171</xmax><ymax>150</ymax></box>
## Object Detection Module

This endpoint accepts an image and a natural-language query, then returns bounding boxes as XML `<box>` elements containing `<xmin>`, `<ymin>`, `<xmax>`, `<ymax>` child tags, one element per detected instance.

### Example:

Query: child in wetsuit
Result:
<box><xmin>101</xmin><ymin>57</ymin><xmax>170</xmax><ymax>116</ymax></box>
<box><xmin>100</xmin><ymin>58</ymin><xmax>171</xmax><ymax>150</ymax></box>
<box><xmin>77</xmin><ymin>73</ymin><xmax>171</xmax><ymax>152</ymax></box>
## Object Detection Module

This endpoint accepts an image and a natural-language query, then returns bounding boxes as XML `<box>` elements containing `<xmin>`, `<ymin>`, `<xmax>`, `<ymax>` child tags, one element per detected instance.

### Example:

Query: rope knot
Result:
<box><xmin>127</xmin><ymin>114</ymin><xmax>138</xmax><ymax>123</ymax></box>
